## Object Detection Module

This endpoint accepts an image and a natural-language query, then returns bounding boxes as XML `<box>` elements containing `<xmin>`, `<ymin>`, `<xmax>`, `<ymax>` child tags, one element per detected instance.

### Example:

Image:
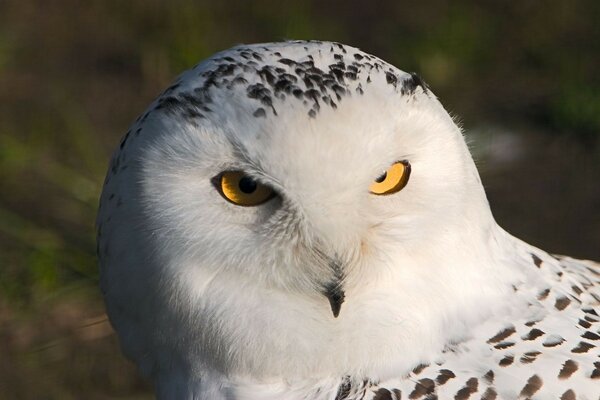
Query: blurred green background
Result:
<box><xmin>0</xmin><ymin>1</ymin><xmax>599</xmax><ymax>398</ymax></box>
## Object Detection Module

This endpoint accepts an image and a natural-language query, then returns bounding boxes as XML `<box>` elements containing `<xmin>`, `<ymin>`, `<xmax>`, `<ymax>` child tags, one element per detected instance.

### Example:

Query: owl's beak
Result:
<box><xmin>322</xmin><ymin>258</ymin><xmax>345</xmax><ymax>318</ymax></box>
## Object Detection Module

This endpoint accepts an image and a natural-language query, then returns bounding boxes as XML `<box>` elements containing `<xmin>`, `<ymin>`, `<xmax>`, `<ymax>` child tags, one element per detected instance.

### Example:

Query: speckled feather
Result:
<box><xmin>97</xmin><ymin>41</ymin><xmax>600</xmax><ymax>400</ymax></box>
<box><xmin>359</xmin><ymin>253</ymin><xmax>600</xmax><ymax>400</ymax></box>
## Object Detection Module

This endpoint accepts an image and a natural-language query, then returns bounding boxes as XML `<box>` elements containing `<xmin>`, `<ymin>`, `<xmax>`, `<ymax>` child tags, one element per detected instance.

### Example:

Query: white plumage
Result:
<box><xmin>97</xmin><ymin>41</ymin><xmax>600</xmax><ymax>399</ymax></box>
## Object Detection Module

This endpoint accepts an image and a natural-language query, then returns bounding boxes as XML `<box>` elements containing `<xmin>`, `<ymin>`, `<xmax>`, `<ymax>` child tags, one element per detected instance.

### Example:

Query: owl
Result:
<box><xmin>97</xmin><ymin>41</ymin><xmax>600</xmax><ymax>399</ymax></box>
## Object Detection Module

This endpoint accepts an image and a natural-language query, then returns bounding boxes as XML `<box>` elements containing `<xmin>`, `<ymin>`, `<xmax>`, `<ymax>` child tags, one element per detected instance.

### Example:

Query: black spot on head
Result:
<box><xmin>292</xmin><ymin>88</ymin><xmax>304</xmax><ymax>99</ymax></box>
<box><xmin>356</xmin><ymin>83</ymin><xmax>364</xmax><ymax>95</ymax></box>
<box><xmin>531</xmin><ymin>253</ymin><xmax>543</xmax><ymax>268</ymax></box>
<box><xmin>214</xmin><ymin>62</ymin><xmax>236</xmax><ymax>76</ymax></box>
<box><xmin>253</xmin><ymin>108</ymin><xmax>266</xmax><ymax>118</ymax></box>
<box><xmin>385</xmin><ymin>71</ymin><xmax>397</xmax><ymax>86</ymax></box>
<box><xmin>278</xmin><ymin>58</ymin><xmax>295</xmax><ymax>66</ymax></box>
<box><xmin>400</xmin><ymin>72</ymin><xmax>429</xmax><ymax>95</ymax></box>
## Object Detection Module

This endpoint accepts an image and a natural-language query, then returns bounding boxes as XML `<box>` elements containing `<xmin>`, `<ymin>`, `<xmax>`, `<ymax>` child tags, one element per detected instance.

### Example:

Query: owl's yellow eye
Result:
<box><xmin>369</xmin><ymin>161</ymin><xmax>411</xmax><ymax>195</ymax></box>
<box><xmin>217</xmin><ymin>171</ymin><xmax>275</xmax><ymax>206</ymax></box>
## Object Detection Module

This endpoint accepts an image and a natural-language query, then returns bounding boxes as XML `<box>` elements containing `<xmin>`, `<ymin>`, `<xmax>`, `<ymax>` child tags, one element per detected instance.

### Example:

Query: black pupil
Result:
<box><xmin>375</xmin><ymin>171</ymin><xmax>387</xmax><ymax>183</ymax></box>
<box><xmin>238</xmin><ymin>176</ymin><xmax>257</xmax><ymax>194</ymax></box>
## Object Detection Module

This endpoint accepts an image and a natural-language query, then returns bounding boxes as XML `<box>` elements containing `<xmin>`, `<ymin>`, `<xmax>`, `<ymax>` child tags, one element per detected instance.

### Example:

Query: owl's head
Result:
<box><xmin>98</xmin><ymin>41</ymin><xmax>501</xmax><ymax>386</ymax></box>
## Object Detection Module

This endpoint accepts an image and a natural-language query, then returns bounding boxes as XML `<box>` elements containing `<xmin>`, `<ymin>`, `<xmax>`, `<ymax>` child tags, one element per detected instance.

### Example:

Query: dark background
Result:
<box><xmin>1</xmin><ymin>1</ymin><xmax>599</xmax><ymax>398</ymax></box>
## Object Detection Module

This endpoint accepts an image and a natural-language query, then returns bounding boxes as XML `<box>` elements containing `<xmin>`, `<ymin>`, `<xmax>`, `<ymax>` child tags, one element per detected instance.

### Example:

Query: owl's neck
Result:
<box><xmin>173</xmin><ymin>222</ymin><xmax>522</xmax><ymax>378</ymax></box>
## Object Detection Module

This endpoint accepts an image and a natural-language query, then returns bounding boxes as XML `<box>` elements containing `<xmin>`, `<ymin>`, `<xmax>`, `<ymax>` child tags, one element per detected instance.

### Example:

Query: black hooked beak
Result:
<box><xmin>322</xmin><ymin>258</ymin><xmax>346</xmax><ymax>318</ymax></box>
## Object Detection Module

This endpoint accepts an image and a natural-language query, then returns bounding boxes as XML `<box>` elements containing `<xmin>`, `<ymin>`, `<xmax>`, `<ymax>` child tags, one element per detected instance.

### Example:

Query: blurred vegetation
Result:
<box><xmin>0</xmin><ymin>0</ymin><xmax>598</xmax><ymax>398</ymax></box>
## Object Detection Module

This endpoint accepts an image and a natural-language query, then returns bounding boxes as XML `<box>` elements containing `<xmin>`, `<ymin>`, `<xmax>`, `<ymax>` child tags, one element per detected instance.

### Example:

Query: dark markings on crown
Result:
<box><xmin>531</xmin><ymin>253</ymin><xmax>543</xmax><ymax>268</ymax></box>
<box><xmin>454</xmin><ymin>377</ymin><xmax>478</xmax><ymax>400</ymax></box>
<box><xmin>558</xmin><ymin>359</ymin><xmax>578</xmax><ymax>379</ymax></box>
<box><xmin>522</xmin><ymin>328</ymin><xmax>545</xmax><ymax>341</ymax></box>
<box><xmin>570</xmin><ymin>341</ymin><xmax>595</xmax><ymax>353</ymax></box>
<box><xmin>436</xmin><ymin>369</ymin><xmax>456</xmax><ymax>385</ymax></box>
<box><xmin>519</xmin><ymin>375</ymin><xmax>542</xmax><ymax>397</ymax></box>
<box><xmin>373</xmin><ymin>388</ymin><xmax>393</xmax><ymax>400</ymax></box>
<box><xmin>487</xmin><ymin>326</ymin><xmax>516</xmax><ymax>343</ymax></box>
<box><xmin>520</xmin><ymin>351</ymin><xmax>541</xmax><ymax>364</ymax></box>
<box><xmin>555</xmin><ymin>296</ymin><xmax>571</xmax><ymax>310</ymax></box>
<box><xmin>494</xmin><ymin>341</ymin><xmax>515</xmax><ymax>349</ymax></box>
<box><xmin>560</xmin><ymin>389</ymin><xmax>576</xmax><ymax>400</ymax></box>
<box><xmin>408</xmin><ymin>378</ymin><xmax>434</xmax><ymax>399</ymax></box>
<box><xmin>499</xmin><ymin>355</ymin><xmax>514</xmax><ymax>366</ymax></box>
<box><xmin>150</xmin><ymin>41</ymin><xmax>429</xmax><ymax>123</ymax></box>
<box><xmin>401</xmin><ymin>73</ymin><xmax>429</xmax><ymax>96</ymax></box>
<box><xmin>571</xmin><ymin>285</ymin><xmax>583</xmax><ymax>295</ymax></box>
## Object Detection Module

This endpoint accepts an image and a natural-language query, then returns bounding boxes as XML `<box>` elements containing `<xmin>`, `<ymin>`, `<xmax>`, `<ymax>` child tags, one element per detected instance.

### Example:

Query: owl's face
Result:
<box><xmin>98</xmin><ymin>41</ymin><xmax>498</xmax><ymax>382</ymax></box>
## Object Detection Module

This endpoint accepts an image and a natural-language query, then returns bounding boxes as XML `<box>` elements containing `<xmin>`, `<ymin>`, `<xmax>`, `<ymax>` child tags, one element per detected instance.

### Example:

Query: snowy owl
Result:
<box><xmin>97</xmin><ymin>41</ymin><xmax>600</xmax><ymax>400</ymax></box>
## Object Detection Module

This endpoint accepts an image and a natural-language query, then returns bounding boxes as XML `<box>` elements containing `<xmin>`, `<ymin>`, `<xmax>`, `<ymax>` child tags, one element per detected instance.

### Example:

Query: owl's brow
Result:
<box><xmin>227</xmin><ymin>136</ymin><xmax>284</xmax><ymax>189</ymax></box>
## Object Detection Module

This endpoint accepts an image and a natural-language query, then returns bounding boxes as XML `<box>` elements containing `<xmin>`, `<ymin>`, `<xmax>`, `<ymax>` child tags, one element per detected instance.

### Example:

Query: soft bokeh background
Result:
<box><xmin>1</xmin><ymin>1</ymin><xmax>599</xmax><ymax>398</ymax></box>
